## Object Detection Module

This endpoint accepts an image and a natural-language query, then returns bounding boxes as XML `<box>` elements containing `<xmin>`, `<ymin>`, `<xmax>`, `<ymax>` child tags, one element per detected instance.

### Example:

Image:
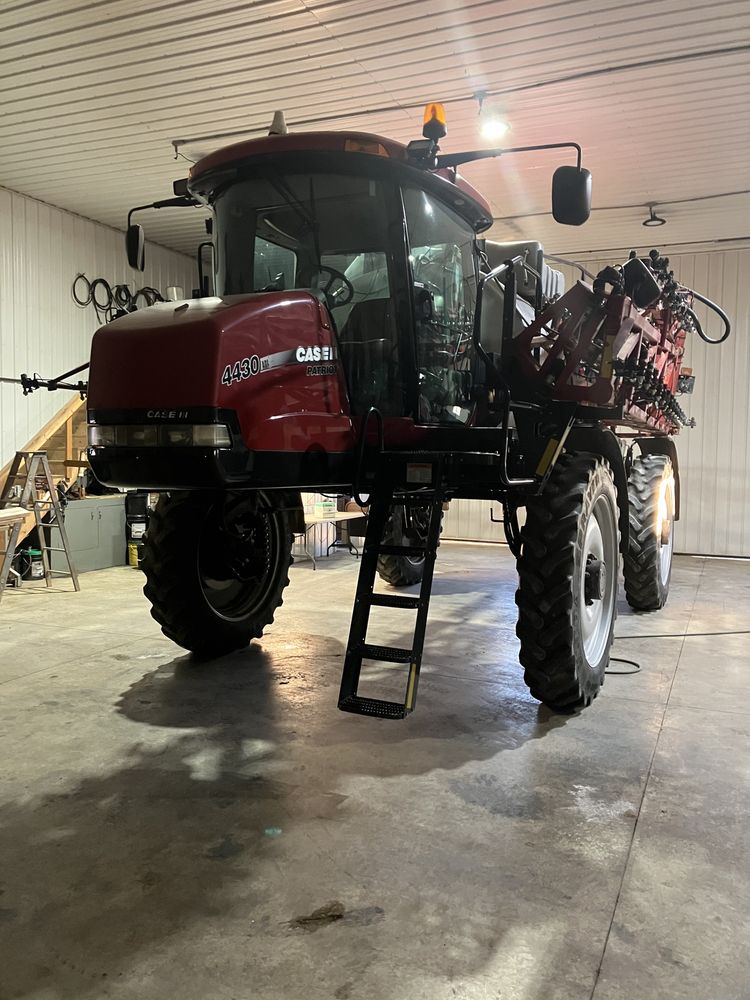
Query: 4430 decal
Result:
<box><xmin>221</xmin><ymin>355</ymin><xmax>261</xmax><ymax>386</ymax></box>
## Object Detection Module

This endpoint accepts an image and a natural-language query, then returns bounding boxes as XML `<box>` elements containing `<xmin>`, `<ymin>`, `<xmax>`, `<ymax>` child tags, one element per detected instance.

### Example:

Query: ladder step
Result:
<box><xmin>374</xmin><ymin>544</ymin><xmax>427</xmax><ymax>557</ymax></box>
<box><xmin>39</xmin><ymin>546</ymin><xmax>68</xmax><ymax>553</ymax></box>
<box><xmin>360</xmin><ymin>643</ymin><xmax>413</xmax><ymax>664</ymax></box>
<box><xmin>339</xmin><ymin>695</ymin><xmax>410</xmax><ymax>720</ymax></box>
<box><xmin>369</xmin><ymin>593</ymin><xmax>422</xmax><ymax>610</ymax></box>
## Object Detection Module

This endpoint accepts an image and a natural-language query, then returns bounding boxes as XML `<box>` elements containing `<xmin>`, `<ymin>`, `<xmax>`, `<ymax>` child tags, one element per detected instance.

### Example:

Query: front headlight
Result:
<box><xmin>88</xmin><ymin>424</ymin><xmax>232</xmax><ymax>449</ymax></box>
<box><xmin>88</xmin><ymin>425</ymin><xmax>116</xmax><ymax>447</ymax></box>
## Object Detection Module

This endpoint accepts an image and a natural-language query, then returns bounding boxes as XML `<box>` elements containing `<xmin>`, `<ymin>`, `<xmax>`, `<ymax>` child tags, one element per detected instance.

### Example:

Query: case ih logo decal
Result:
<box><xmin>295</xmin><ymin>345</ymin><xmax>336</xmax><ymax>363</ymax></box>
<box><xmin>221</xmin><ymin>346</ymin><xmax>337</xmax><ymax>386</ymax></box>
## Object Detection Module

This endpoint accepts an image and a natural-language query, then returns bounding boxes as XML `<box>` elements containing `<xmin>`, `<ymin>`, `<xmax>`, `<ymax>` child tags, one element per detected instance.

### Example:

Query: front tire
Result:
<box><xmin>624</xmin><ymin>454</ymin><xmax>675</xmax><ymax>610</ymax></box>
<box><xmin>142</xmin><ymin>491</ymin><xmax>294</xmax><ymax>656</ymax></box>
<box><xmin>516</xmin><ymin>454</ymin><xmax>620</xmax><ymax>710</ymax></box>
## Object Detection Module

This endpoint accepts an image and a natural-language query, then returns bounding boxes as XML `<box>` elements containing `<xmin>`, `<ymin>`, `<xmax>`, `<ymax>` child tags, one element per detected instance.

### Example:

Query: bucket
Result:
<box><xmin>28</xmin><ymin>549</ymin><xmax>44</xmax><ymax>579</ymax></box>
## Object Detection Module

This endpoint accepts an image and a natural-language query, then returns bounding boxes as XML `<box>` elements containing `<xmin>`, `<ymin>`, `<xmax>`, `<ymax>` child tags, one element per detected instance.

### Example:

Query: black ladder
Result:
<box><xmin>338</xmin><ymin>489</ymin><xmax>444</xmax><ymax>719</ymax></box>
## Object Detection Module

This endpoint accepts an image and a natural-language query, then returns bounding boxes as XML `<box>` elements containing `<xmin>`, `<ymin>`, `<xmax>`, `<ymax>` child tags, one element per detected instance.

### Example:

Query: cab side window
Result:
<box><xmin>403</xmin><ymin>187</ymin><xmax>478</xmax><ymax>424</ymax></box>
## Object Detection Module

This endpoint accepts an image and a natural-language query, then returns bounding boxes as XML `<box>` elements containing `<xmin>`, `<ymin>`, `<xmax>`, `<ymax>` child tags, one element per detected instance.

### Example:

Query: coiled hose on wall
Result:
<box><xmin>72</xmin><ymin>273</ymin><xmax>164</xmax><ymax>323</ymax></box>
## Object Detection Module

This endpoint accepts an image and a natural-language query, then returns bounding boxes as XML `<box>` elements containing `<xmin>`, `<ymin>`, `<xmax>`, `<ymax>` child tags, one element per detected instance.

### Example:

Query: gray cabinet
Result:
<box><xmin>51</xmin><ymin>496</ymin><xmax>126</xmax><ymax>574</ymax></box>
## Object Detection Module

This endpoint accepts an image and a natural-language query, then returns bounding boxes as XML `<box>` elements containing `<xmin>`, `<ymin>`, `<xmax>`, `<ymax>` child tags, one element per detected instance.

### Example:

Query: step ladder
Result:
<box><xmin>0</xmin><ymin>451</ymin><xmax>80</xmax><ymax>603</ymax></box>
<box><xmin>338</xmin><ymin>484</ymin><xmax>444</xmax><ymax>719</ymax></box>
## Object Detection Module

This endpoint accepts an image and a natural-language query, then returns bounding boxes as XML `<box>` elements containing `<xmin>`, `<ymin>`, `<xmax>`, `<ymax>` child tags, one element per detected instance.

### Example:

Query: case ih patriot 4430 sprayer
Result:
<box><xmin>52</xmin><ymin>105</ymin><xmax>735</xmax><ymax>717</ymax></box>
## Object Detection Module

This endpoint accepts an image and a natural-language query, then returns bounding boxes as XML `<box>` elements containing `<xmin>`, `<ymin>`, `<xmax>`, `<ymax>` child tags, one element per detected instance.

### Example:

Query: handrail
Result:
<box><xmin>545</xmin><ymin>253</ymin><xmax>597</xmax><ymax>282</ymax></box>
<box><xmin>352</xmin><ymin>406</ymin><xmax>384</xmax><ymax>506</ymax></box>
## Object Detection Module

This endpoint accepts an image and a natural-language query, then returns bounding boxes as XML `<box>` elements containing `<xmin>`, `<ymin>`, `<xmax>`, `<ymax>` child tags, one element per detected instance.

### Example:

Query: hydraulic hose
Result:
<box><xmin>688</xmin><ymin>289</ymin><xmax>732</xmax><ymax>344</ymax></box>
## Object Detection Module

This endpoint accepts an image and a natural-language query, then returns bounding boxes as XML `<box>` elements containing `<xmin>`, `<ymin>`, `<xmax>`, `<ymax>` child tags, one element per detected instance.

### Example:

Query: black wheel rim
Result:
<box><xmin>197</xmin><ymin>493</ymin><xmax>281</xmax><ymax>622</ymax></box>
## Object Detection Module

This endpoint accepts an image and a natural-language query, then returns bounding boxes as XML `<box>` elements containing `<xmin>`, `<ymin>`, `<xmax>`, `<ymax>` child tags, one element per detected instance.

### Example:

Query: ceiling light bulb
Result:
<box><xmin>480</xmin><ymin>113</ymin><xmax>510</xmax><ymax>142</ymax></box>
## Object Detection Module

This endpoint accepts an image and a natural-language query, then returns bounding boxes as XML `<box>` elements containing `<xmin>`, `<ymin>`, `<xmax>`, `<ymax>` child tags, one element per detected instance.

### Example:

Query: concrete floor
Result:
<box><xmin>1</xmin><ymin>543</ymin><xmax>749</xmax><ymax>1000</ymax></box>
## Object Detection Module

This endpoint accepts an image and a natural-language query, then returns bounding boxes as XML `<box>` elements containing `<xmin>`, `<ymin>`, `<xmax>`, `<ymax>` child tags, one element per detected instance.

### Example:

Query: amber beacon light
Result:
<box><xmin>422</xmin><ymin>102</ymin><xmax>448</xmax><ymax>140</ymax></box>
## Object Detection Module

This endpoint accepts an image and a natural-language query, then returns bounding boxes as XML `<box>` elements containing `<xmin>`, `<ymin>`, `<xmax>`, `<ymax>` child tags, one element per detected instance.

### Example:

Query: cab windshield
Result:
<box><xmin>216</xmin><ymin>169</ymin><xmax>395</xmax><ymax>318</ymax></box>
<box><xmin>215</xmin><ymin>167</ymin><xmax>407</xmax><ymax>414</ymax></box>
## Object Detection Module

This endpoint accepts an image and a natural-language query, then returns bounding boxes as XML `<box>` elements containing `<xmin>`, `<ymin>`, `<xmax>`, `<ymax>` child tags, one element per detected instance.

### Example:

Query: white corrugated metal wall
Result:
<box><xmin>445</xmin><ymin>244</ymin><xmax>750</xmax><ymax>557</ymax></box>
<box><xmin>0</xmin><ymin>185</ymin><xmax>195</xmax><ymax>468</ymax></box>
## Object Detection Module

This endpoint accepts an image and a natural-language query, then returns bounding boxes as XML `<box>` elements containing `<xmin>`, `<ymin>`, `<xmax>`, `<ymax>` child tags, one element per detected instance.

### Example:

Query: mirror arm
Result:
<box><xmin>127</xmin><ymin>196</ymin><xmax>197</xmax><ymax>227</ymax></box>
<box><xmin>436</xmin><ymin>142</ymin><xmax>582</xmax><ymax>171</ymax></box>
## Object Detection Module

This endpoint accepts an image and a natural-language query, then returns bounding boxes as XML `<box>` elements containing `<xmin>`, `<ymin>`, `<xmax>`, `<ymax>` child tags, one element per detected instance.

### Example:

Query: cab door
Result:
<box><xmin>402</xmin><ymin>186</ymin><xmax>479</xmax><ymax>425</ymax></box>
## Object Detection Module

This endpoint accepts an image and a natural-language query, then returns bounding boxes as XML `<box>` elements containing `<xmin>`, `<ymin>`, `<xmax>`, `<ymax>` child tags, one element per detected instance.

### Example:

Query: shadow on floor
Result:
<box><xmin>0</xmin><ymin>631</ymin><xmax>579</xmax><ymax>999</ymax></box>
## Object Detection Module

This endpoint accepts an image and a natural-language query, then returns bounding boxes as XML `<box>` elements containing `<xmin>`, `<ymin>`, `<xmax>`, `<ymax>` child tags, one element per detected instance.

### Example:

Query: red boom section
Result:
<box><xmin>513</xmin><ymin>280</ymin><xmax>692</xmax><ymax>434</ymax></box>
<box><xmin>88</xmin><ymin>292</ymin><xmax>354</xmax><ymax>454</ymax></box>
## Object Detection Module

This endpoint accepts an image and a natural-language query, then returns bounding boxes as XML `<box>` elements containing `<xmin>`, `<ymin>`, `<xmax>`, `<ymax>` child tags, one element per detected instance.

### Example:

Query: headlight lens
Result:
<box><xmin>88</xmin><ymin>425</ymin><xmax>116</xmax><ymax>447</ymax></box>
<box><xmin>191</xmin><ymin>424</ymin><xmax>232</xmax><ymax>447</ymax></box>
<box><xmin>88</xmin><ymin>424</ymin><xmax>232</xmax><ymax>449</ymax></box>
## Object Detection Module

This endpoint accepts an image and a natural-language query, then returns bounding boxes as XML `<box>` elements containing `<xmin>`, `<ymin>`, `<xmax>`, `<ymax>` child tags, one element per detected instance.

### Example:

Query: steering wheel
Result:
<box><xmin>315</xmin><ymin>265</ymin><xmax>354</xmax><ymax>308</ymax></box>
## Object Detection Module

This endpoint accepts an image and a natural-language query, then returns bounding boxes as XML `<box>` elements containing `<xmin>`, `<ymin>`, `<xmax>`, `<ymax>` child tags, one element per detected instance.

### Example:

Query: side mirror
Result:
<box><xmin>126</xmin><ymin>224</ymin><xmax>145</xmax><ymax>271</ymax></box>
<box><xmin>552</xmin><ymin>166</ymin><xmax>592</xmax><ymax>226</ymax></box>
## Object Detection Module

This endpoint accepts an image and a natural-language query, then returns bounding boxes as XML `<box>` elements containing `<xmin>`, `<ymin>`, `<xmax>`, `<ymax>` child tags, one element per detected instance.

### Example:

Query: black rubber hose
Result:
<box><xmin>90</xmin><ymin>278</ymin><xmax>113</xmax><ymax>312</ymax></box>
<box><xmin>113</xmin><ymin>284</ymin><xmax>133</xmax><ymax>310</ymax></box>
<box><xmin>72</xmin><ymin>273</ymin><xmax>91</xmax><ymax>307</ymax></box>
<box><xmin>688</xmin><ymin>289</ymin><xmax>731</xmax><ymax>344</ymax></box>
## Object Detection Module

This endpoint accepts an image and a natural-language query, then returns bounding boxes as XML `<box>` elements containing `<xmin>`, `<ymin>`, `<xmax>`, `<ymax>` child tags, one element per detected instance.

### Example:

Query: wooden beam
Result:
<box><xmin>65</xmin><ymin>416</ymin><xmax>73</xmax><ymax>464</ymax></box>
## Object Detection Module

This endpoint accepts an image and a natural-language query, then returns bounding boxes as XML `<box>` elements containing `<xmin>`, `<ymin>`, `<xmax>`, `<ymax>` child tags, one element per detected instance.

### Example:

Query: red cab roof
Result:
<box><xmin>189</xmin><ymin>129</ymin><xmax>493</xmax><ymax>227</ymax></box>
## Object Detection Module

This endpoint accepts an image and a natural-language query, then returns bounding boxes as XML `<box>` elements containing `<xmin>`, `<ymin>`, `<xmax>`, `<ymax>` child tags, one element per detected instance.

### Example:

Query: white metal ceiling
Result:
<box><xmin>1</xmin><ymin>0</ymin><xmax>748</xmax><ymax>260</ymax></box>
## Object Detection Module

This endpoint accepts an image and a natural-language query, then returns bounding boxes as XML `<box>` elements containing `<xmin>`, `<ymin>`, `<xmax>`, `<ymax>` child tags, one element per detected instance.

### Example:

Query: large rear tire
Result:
<box><xmin>376</xmin><ymin>504</ymin><xmax>433</xmax><ymax>587</ymax></box>
<box><xmin>515</xmin><ymin>454</ymin><xmax>620</xmax><ymax>710</ymax></box>
<box><xmin>142</xmin><ymin>490</ymin><xmax>294</xmax><ymax>656</ymax></box>
<box><xmin>624</xmin><ymin>454</ymin><xmax>675</xmax><ymax>611</ymax></box>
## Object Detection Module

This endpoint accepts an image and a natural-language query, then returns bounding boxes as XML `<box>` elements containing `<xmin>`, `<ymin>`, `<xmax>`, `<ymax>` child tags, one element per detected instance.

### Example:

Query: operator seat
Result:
<box><xmin>339</xmin><ymin>297</ymin><xmax>393</xmax><ymax>344</ymax></box>
<box><xmin>338</xmin><ymin>297</ymin><xmax>398</xmax><ymax>412</ymax></box>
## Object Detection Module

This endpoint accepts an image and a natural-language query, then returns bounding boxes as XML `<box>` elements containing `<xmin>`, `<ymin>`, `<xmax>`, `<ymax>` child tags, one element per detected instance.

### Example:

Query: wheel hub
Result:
<box><xmin>584</xmin><ymin>555</ymin><xmax>605</xmax><ymax>604</ymax></box>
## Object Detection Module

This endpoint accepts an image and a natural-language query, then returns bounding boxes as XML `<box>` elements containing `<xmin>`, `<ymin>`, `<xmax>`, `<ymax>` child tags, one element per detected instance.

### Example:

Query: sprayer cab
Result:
<box><xmin>92</xmin><ymin>107</ymin><xmax>592</xmax><ymax>491</ymax></box>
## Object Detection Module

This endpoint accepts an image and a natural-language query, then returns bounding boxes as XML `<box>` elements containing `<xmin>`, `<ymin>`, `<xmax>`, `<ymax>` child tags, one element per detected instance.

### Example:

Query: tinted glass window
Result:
<box><xmin>215</xmin><ymin>169</ymin><xmax>406</xmax><ymax>415</ymax></box>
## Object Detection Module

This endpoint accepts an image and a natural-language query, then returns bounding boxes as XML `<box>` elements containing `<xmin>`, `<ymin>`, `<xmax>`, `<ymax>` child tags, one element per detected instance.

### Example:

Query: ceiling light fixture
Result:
<box><xmin>475</xmin><ymin>90</ymin><xmax>511</xmax><ymax>142</ymax></box>
<box><xmin>643</xmin><ymin>204</ymin><xmax>666</xmax><ymax>227</ymax></box>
